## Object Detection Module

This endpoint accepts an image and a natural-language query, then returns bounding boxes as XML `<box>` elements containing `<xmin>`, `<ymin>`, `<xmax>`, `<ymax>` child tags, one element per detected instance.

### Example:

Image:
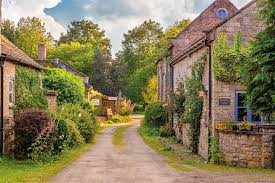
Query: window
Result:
<box><xmin>235</xmin><ymin>92</ymin><xmax>262</xmax><ymax>123</ymax></box>
<box><xmin>216</xmin><ymin>8</ymin><xmax>229</xmax><ymax>19</ymax></box>
<box><xmin>9</xmin><ymin>79</ymin><xmax>15</xmax><ymax>105</ymax></box>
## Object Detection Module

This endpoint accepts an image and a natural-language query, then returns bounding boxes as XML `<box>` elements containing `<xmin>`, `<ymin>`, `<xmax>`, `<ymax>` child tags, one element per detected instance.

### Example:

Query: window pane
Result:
<box><xmin>237</xmin><ymin>93</ymin><xmax>246</xmax><ymax>107</ymax></box>
<box><xmin>9</xmin><ymin>93</ymin><xmax>13</xmax><ymax>103</ymax></box>
<box><xmin>237</xmin><ymin>108</ymin><xmax>248</xmax><ymax>121</ymax></box>
<box><xmin>252</xmin><ymin>113</ymin><xmax>261</xmax><ymax>122</ymax></box>
<box><xmin>9</xmin><ymin>81</ymin><xmax>13</xmax><ymax>92</ymax></box>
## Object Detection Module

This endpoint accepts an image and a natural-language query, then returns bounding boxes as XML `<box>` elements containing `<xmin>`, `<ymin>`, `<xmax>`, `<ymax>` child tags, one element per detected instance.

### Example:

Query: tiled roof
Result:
<box><xmin>1</xmin><ymin>35</ymin><xmax>44</xmax><ymax>70</ymax></box>
<box><xmin>172</xmin><ymin>0</ymin><xmax>238</xmax><ymax>58</ymax></box>
<box><xmin>50</xmin><ymin>60</ymin><xmax>88</xmax><ymax>78</ymax></box>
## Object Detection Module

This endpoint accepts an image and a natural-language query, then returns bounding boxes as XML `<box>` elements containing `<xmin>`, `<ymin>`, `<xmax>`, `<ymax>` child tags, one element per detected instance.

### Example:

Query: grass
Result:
<box><xmin>105</xmin><ymin>115</ymin><xmax>132</xmax><ymax>125</ymax></box>
<box><xmin>112</xmin><ymin>126</ymin><xmax>131</xmax><ymax>152</ymax></box>
<box><xmin>132</xmin><ymin>111</ymin><xmax>145</xmax><ymax>115</ymax></box>
<box><xmin>139</xmin><ymin>125</ymin><xmax>275</xmax><ymax>174</ymax></box>
<box><xmin>0</xmin><ymin>127</ymin><xmax>104</xmax><ymax>183</ymax></box>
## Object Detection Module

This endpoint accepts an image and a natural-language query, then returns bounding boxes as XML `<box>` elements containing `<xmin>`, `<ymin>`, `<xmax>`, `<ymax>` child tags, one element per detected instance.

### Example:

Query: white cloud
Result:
<box><xmin>2</xmin><ymin>0</ymin><xmax>66</xmax><ymax>39</ymax></box>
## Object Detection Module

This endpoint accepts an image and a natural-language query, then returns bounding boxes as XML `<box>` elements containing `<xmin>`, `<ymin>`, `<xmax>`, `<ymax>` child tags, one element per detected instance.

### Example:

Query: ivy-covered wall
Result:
<box><xmin>14</xmin><ymin>66</ymin><xmax>48</xmax><ymax>117</ymax></box>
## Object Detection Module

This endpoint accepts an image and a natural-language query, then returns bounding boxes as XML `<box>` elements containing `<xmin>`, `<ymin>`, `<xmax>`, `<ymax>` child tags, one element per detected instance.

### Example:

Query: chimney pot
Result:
<box><xmin>38</xmin><ymin>44</ymin><xmax>46</xmax><ymax>60</ymax></box>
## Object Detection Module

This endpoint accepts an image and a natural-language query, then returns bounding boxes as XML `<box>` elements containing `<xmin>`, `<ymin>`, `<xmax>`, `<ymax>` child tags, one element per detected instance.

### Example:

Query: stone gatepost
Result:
<box><xmin>47</xmin><ymin>90</ymin><xmax>58</xmax><ymax>111</ymax></box>
<box><xmin>261</xmin><ymin>125</ymin><xmax>275</xmax><ymax>168</ymax></box>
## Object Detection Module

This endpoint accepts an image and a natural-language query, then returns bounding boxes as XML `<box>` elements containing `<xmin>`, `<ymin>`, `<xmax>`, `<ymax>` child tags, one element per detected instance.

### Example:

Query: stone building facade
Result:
<box><xmin>0</xmin><ymin>35</ymin><xmax>44</xmax><ymax>155</ymax></box>
<box><xmin>157</xmin><ymin>0</ymin><xmax>274</xmax><ymax>168</ymax></box>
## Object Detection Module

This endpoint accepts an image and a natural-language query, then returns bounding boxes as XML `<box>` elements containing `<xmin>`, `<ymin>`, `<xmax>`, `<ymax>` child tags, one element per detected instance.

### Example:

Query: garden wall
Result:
<box><xmin>218</xmin><ymin>126</ymin><xmax>275</xmax><ymax>168</ymax></box>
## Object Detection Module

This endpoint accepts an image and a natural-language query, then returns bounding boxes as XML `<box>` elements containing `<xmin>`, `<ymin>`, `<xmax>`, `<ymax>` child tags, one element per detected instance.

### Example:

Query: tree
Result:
<box><xmin>48</xmin><ymin>42</ymin><xmax>94</xmax><ymax>72</ymax></box>
<box><xmin>1</xmin><ymin>19</ymin><xmax>16</xmax><ymax>43</ymax></box>
<box><xmin>43</xmin><ymin>68</ymin><xmax>85</xmax><ymax>104</ymax></box>
<box><xmin>121</xmin><ymin>20</ymin><xmax>163</xmax><ymax>74</ymax></box>
<box><xmin>126</xmin><ymin>65</ymin><xmax>156</xmax><ymax>104</ymax></box>
<box><xmin>14</xmin><ymin>17</ymin><xmax>54</xmax><ymax>59</ymax></box>
<box><xmin>87</xmin><ymin>47</ymin><xmax>113</xmax><ymax>95</ymax></box>
<box><xmin>242</xmin><ymin>0</ymin><xmax>275</xmax><ymax>122</ymax></box>
<box><xmin>58</xmin><ymin>20</ymin><xmax>111</xmax><ymax>52</ymax></box>
<box><xmin>143</xmin><ymin>75</ymin><xmax>158</xmax><ymax>105</ymax></box>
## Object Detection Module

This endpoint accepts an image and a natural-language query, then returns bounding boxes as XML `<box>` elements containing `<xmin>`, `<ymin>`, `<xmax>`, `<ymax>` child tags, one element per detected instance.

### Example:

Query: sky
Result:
<box><xmin>3</xmin><ymin>0</ymin><xmax>250</xmax><ymax>55</ymax></box>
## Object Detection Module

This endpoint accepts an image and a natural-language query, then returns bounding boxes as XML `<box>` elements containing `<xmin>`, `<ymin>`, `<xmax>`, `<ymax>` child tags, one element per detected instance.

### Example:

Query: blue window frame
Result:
<box><xmin>235</xmin><ymin>91</ymin><xmax>262</xmax><ymax>124</ymax></box>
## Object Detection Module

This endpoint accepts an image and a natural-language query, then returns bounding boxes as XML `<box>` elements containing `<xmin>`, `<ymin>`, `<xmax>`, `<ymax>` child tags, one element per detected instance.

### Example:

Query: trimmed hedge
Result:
<box><xmin>144</xmin><ymin>102</ymin><xmax>167</xmax><ymax>128</ymax></box>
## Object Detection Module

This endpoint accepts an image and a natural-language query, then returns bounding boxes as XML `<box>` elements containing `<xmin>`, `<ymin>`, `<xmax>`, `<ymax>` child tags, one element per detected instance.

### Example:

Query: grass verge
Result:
<box><xmin>139</xmin><ymin>125</ymin><xmax>275</xmax><ymax>174</ymax></box>
<box><xmin>0</xmin><ymin>127</ymin><xmax>104</xmax><ymax>183</ymax></box>
<box><xmin>112</xmin><ymin>126</ymin><xmax>131</xmax><ymax>152</ymax></box>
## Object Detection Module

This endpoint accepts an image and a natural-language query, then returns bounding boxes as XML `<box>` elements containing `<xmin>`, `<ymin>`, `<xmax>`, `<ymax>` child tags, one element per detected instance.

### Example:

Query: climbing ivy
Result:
<box><xmin>213</xmin><ymin>32</ymin><xmax>249</xmax><ymax>83</ymax></box>
<box><xmin>181</xmin><ymin>54</ymin><xmax>206</xmax><ymax>153</ymax></box>
<box><xmin>14</xmin><ymin>66</ymin><xmax>48</xmax><ymax>117</ymax></box>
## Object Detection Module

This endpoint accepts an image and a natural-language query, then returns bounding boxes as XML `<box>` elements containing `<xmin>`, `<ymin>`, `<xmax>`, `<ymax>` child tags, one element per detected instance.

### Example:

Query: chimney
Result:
<box><xmin>38</xmin><ymin>44</ymin><xmax>46</xmax><ymax>60</ymax></box>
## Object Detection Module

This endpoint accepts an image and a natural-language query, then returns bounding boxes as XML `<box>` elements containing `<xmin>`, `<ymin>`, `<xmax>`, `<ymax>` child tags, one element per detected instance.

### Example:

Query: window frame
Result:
<box><xmin>9</xmin><ymin>78</ymin><xmax>15</xmax><ymax>106</ymax></box>
<box><xmin>235</xmin><ymin>91</ymin><xmax>262</xmax><ymax>124</ymax></box>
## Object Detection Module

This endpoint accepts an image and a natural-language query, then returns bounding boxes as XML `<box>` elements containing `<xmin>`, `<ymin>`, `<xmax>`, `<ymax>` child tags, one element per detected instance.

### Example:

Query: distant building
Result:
<box><xmin>36</xmin><ymin>44</ymin><xmax>93</xmax><ymax>100</ymax></box>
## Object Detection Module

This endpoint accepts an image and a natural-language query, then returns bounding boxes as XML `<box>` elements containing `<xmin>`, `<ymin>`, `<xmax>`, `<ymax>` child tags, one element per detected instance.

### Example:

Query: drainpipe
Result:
<box><xmin>170</xmin><ymin>64</ymin><xmax>174</xmax><ymax>128</ymax></box>
<box><xmin>205</xmin><ymin>35</ymin><xmax>213</xmax><ymax>162</ymax></box>
<box><xmin>0</xmin><ymin>57</ymin><xmax>4</xmax><ymax>154</ymax></box>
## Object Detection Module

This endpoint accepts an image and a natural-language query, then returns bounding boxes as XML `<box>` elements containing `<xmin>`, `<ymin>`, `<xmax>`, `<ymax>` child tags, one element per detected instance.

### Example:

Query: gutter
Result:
<box><xmin>0</xmin><ymin>56</ymin><xmax>4</xmax><ymax>154</ymax></box>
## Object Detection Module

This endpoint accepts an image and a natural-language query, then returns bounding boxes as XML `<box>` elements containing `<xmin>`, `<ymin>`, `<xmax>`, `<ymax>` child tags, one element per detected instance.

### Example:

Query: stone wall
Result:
<box><xmin>218</xmin><ymin>126</ymin><xmax>275</xmax><ymax>168</ymax></box>
<box><xmin>3</xmin><ymin>61</ymin><xmax>16</xmax><ymax>155</ymax></box>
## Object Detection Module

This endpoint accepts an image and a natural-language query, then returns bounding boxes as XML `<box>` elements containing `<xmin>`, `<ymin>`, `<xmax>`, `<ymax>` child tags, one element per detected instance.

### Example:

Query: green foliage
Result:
<box><xmin>48</xmin><ymin>42</ymin><xmax>94</xmax><ymax>72</ymax></box>
<box><xmin>144</xmin><ymin>102</ymin><xmax>168</xmax><ymax>128</ymax></box>
<box><xmin>28</xmin><ymin>128</ymin><xmax>58</xmax><ymax>164</ymax></box>
<box><xmin>181</xmin><ymin>54</ymin><xmax>206</xmax><ymax>153</ymax></box>
<box><xmin>209</xmin><ymin>137</ymin><xmax>224</xmax><ymax>165</ymax></box>
<box><xmin>56</xmin><ymin>103</ymin><xmax>98</xmax><ymax>142</ymax></box>
<box><xmin>143</xmin><ymin>75</ymin><xmax>158</xmax><ymax>105</ymax></box>
<box><xmin>58</xmin><ymin>20</ymin><xmax>111</xmax><ymax>52</ymax></box>
<box><xmin>107</xmin><ymin>115</ymin><xmax>132</xmax><ymax>124</ymax></box>
<box><xmin>14</xmin><ymin>109</ymin><xmax>52</xmax><ymax>159</ymax></box>
<box><xmin>14</xmin><ymin>66</ymin><xmax>48</xmax><ymax>117</ymax></box>
<box><xmin>213</xmin><ymin>32</ymin><xmax>249</xmax><ymax>83</ymax></box>
<box><xmin>43</xmin><ymin>68</ymin><xmax>85</xmax><ymax>105</ymax></box>
<box><xmin>241</xmin><ymin>1</ymin><xmax>275</xmax><ymax>121</ymax></box>
<box><xmin>159</xmin><ymin>124</ymin><xmax>175</xmax><ymax>138</ymax></box>
<box><xmin>9</xmin><ymin>17</ymin><xmax>53</xmax><ymax>59</ymax></box>
<box><xmin>126</xmin><ymin>65</ymin><xmax>156</xmax><ymax>104</ymax></box>
<box><xmin>51</xmin><ymin>113</ymin><xmax>84</xmax><ymax>148</ymax></box>
<box><xmin>171</xmin><ymin>81</ymin><xmax>185</xmax><ymax>115</ymax></box>
<box><xmin>1</xmin><ymin>19</ymin><xmax>16</xmax><ymax>43</ymax></box>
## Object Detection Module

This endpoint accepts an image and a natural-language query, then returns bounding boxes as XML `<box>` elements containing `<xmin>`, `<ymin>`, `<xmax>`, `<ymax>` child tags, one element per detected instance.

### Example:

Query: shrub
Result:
<box><xmin>15</xmin><ymin>109</ymin><xmax>53</xmax><ymax>159</ymax></box>
<box><xmin>134</xmin><ymin>104</ymin><xmax>144</xmax><ymax>112</ymax></box>
<box><xmin>56</xmin><ymin>103</ymin><xmax>98</xmax><ymax>142</ymax></box>
<box><xmin>43</xmin><ymin>68</ymin><xmax>85</xmax><ymax>104</ymax></box>
<box><xmin>107</xmin><ymin>115</ymin><xmax>132</xmax><ymax>124</ymax></box>
<box><xmin>28</xmin><ymin>128</ymin><xmax>58</xmax><ymax>163</ymax></box>
<box><xmin>118</xmin><ymin>99</ymin><xmax>134</xmax><ymax>116</ymax></box>
<box><xmin>51</xmin><ymin>113</ymin><xmax>84</xmax><ymax>148</ymax></box>
<box><xmin>159</xmin><ymin>124</ymin><xmax>175</xmax><ymax>138</ymax></box>
<box><xmin>209</xmin><ymin>137</ymin><xmax>224</xmax><ymax>164</ymax></box>
<box><xmin>14</xmin><ymin>66</ymin><xmax>48</xmax><ymax>117</ymax></box>
<box><xmin>144</xmin><ymin>102</ymin><xmax>167</xmax><ymax>127</ymax></box>
<box><xmin>80</xmin><ymin>99</ymin><xmax>96</xmax><ymax>121</ymax></box>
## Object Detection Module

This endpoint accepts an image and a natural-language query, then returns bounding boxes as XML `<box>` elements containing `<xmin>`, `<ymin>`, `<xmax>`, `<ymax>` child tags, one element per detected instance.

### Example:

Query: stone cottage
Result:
<box><xmin>36</xmin><ymin>44</ymin><xmax>93</xmax><ymax>100</ymax></box>
<box><xmin>157</xmin><ymin>0</ymin><xmax>275</xmax><ymax>168</ymax></box>
<box><xmin>0</xmin><ymin>35</ymin><xmax>45</xmax><ymax>155</ymax></box>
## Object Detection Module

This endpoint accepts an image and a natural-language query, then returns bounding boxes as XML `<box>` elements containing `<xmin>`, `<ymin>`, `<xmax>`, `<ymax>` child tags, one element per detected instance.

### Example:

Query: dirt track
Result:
<box><xmin>49</xmin><ymin>116</ymin><xmax>275</xmax><ymax>183</ymax></box>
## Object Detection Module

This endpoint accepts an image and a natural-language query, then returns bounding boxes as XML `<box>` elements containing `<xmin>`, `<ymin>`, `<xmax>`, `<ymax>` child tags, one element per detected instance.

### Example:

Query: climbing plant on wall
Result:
<box><xmin>181</xmin><ymin>54</ymin><xmax>206</xmax><ymax>153</ymax></box>
<box><xmin>213</xmin><ymin>32</ymin><xmax>249</xmax><ymax>83</ymax></box>
<box><xmin>14</xmin><ymin>66</ymin><xmax>48</xmax><ymax>117</ymax></box>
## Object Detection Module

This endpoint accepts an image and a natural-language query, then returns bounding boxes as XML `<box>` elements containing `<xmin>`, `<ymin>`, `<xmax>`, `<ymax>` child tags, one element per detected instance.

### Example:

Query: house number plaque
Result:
<box><xmin>219</xmin><ymin>98</ymin><xmax>231</xmax><ymax>106</ymax></box>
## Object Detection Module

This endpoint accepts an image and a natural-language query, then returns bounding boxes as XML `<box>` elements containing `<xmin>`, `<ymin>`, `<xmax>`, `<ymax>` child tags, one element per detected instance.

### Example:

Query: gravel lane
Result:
<box><xmin>49</xmin><ymin>116</ymin><xmax>275</xmax><ymax>183</ymax></box>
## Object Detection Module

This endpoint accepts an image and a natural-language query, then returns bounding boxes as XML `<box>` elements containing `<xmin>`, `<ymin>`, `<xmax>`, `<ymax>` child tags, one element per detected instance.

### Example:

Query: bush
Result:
<box><xmin>51</xmin><ymin>113</ymin><xmax>84</xmax><ymax>148</ymax></box>
<box><xmin>144</xmin><ymin>102</ymin><xmax>167</xmax><ymax>127</ymax></box>
<box><xmin>15</xmin><ymin>109</ymin><xmax>53</xmax><ymax>159</ymax></box>
<box><xmin>107</xmin><ymin>115</ymin><xmax>132</xmax><ymax>124</ymax></box>
<box><xmin>14</xmin><ymin>66</ymin><xmax>48</xmax><ymax>117</ymax></box>
<box><xmin>134</xmin><ymin>104</ymin><xmax>144</xmax><ymax>112</ymax></box>
<box><xmin>209</xmin><ymin>137</ymin><xmax>224</xmax><ymax>164</ymax></box>
<box><xmin>159</xmin><ymin>124</ymin><xmax>175</xmax><ymax>138</ymax></box>
<box><xmin>43</xmin><ymin>68</ymin><xmax>85</xmax><ymax>105</ymax></box>
<box><xmin>56</xmin><ymin>103</ymin><xmax>98</xmax><ymax>142</ymax></box>
<box><xmin>80</xmin><ymin>99</ymin><xmax>96</xmax><ymax>121</ymax></box>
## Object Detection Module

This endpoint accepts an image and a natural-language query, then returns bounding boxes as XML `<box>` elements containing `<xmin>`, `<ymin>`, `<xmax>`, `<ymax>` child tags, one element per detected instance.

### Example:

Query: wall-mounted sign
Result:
<box><xmin>219</xmin><ymin>98</ymin><xmax>231</xmax><ymax>106</ymax></box>
<box><xmin>92</xmin><ymin>99</ymin><xmax>100</xmax><ymax>106</ymax></box>
<box><xmin>108</xmin><ymin>97</ymin><xmax>117</xmax><ymax>101</ymax></box>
